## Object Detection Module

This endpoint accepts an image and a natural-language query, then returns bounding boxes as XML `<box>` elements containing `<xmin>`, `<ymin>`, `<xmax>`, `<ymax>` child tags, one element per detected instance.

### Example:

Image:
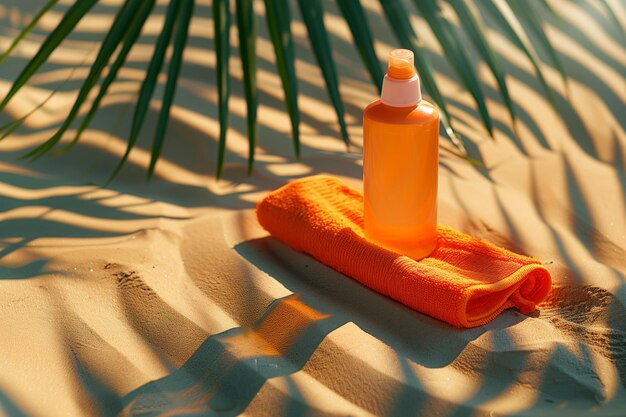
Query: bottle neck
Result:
<box><xmin>380</xmin><ymin>74</ymin><xmax>422</xmax><ymax>107</ymax></box>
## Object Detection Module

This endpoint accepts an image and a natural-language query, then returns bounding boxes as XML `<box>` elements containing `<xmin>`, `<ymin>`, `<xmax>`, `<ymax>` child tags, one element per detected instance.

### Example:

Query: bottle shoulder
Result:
<box><xmin>364</xmin><ymin>99</ymin><xmax>439</xmax><ymax>125</ymax></box>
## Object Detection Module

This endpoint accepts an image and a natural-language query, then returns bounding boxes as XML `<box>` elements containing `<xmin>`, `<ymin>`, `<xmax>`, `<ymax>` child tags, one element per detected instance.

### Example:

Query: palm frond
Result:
<box><xmin>596</xmin><ymin>0</ymin><xmax>626</xmax><ymax>45</ymax></box>
<box><xmin>336</xmin><ymin>0</ymin><xmax>384</xmax><ymax>93</ymax></box>
<box><xmin>214</xmin><ymin>0</ymin><xmax>231</xmax><ymax>179</ymax></box>
<box><xmin>477</xmin><ymin>0</ymin><xmax>558</xmax><ymax>108</ymax></box>
<box><xmin>147</xmin><ymin>0</ymin><xmax>194</xmax><ymax>179</ymax></box>
<box><xmin>110</xmin><ymin>0</ymin><xmax>182</xmax><ymax>181</ymax></box>
<box><xmin>379</xmin><ymin>0</ymin><xmax>463</xmax><ymax>150</ymax></box>
<box><xmin>264</xmin><ymin>0</ymin><xmax>301</xmax><ymax>157</ymax></box>
<box><xmin>0</xmin><ymin>49</ymin><xmax>91</xmax><ymax>140</ymax></box>
<box><xmin>448</xmin><ymin>0</ymin><xmax>517</xmax><ymax>125</ymax></box>
<box><xmin>506</xmin><ymin>0</ymin><xmax>568</xmax><ymax>90</ymax></box>
<box><xmin>23</xmin><ymin>0</ymin><xmax>145</xmax><ymax>159</ymax></box>
<box><xmin>236</xmin><ymin>0</ymin><xmax>259</xmax><ymax>176</ymax></box>
<box><xmin>0</xmin><ymin>0</ymin><xmax>59</xmax><ymax>64</ymax></box>
<box><xmin>298</xmin><ymin>0</ymin><xmax>350</xmax><ymax>148</ymax></box>
<box><xmin>0</xmin><ymin>0</ymin><xmax>98</xmax><ymax>110</ymax></box>
<box><xmin>2</xmin><ymin>0</ymin><xmax>616</xmax><ymax>179</ymax></box>
<box><xmin>65</xmin><ymin>0</ymin><xmax>156</xmax><ymax>152</ymax></box>
<box><xmin>411</xmin><ymin>0</ymin><xmax>494</xmax><ymax>137</ymax></box>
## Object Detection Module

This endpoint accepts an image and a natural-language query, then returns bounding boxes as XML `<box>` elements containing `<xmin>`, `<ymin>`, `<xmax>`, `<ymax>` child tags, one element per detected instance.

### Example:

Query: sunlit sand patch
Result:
<box><xmin>265</xmin><ymin>163</ymin><xmax>312</xmax><ymax>177</ymax></box>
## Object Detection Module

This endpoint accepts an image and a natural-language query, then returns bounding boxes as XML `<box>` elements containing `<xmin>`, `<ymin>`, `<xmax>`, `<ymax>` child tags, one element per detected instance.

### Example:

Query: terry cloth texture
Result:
<box><xmin>256</xmin><ymin>175</ymin><xmax>552</xmax><ymax>328</ymax></box>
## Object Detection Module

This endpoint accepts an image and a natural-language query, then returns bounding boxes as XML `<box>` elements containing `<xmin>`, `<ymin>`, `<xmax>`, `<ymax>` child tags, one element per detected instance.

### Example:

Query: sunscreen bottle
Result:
<box><xmin>363</xmin><ymin>49</ymin><xmax>439</xmax><ymax>260</ymax></box>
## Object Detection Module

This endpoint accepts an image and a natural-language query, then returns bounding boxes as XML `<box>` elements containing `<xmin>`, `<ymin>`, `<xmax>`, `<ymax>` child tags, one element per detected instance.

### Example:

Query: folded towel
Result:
<box><xmin>256</xmin><ymin>175</ymin><xmax>552</xmax><ymax>328</ymax></box>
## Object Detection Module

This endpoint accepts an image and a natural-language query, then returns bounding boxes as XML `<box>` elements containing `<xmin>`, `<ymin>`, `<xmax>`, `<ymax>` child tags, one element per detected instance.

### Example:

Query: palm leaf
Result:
<box><xmin>477</xmin><ymin>0</ymin><xmax>557</xmax><ymax>107</ymax></box>
<box><xmin>236</xmin><ymin>0</ymin><xmax>259</xmax><ymax>176</ymax></box>
<box><xmin>0</xmin><ymin>0</ymin><xmax>59</xmax><ymax>64</ymax></box>
<box><xmin>0</xmin><ymin>0</ymin><xmax>590</xmax><ymax>178</ymax></box>
<box><xmin>23</xmin><ymin>0</ymin><xmax>145</xmax><ymax>159</ymax></box>
<box><xmin>412</xmin><ymin>0</ymin><xmax>494</xmax><ymax>137</ymax></box>
<box><xmin>109</xmin><ymin>0</ymin><xmax>181</xmax><ymax>181</ymax></box>
<box><xmin>0</xmin><ymin>0</ymin><xmax>98</xmax><ymax>111</ymax></box>
<box><xmin>596</xmin><ymin>0</ymin><xmax>626</xmax><ymax>45</ymax></box>
<box><xmin>448</xmin><ymin>0</ymin><xmax>517</xmax><ymax>124</ymax></box>
<box><xmin>0</xmin><ymin>52</ymin><xmax>90</xmax><ymax>140</ymax></box>
<box><xmin>264</xmin><ymin>0</ymin><xmax>301</xmax><ymax>157</ymax></box>
<box><xmin>297</xmin><ymin>0</ymin><xmax>350</xmax><ymax>147</ymax></box>
<box><xmin>537</xmin><ymin>0</ymin><xmax>561</xmax><ymax>20</ymax></box>
<box><xmin>379</xmin><ymin>0</ymin><xmax>464</xmax><ymax>150</ymax></box>
<box><xmin>336</xmin><ymin>0</ymin><xmax>384</xmax><ymax>93</ymax></box>
<box><xmin>64</xmin><ymin>0</ymin><xmax>156</xmax><ymax>152</ymax></box>
<box><xmin>506</xmin><ymin>0</ymin><xmax>568</xmax><ymax>89</ymax></box>
<box><xmin>147</xmin><ymin>0</ymin><xmax>194</xmax><ymax>179</ymax></box>
<box><xmin>0</xmin><ymin>119</ymin><xmax>23</xmax><ymax>141</ymax></box>
<box><xmin>214</xmin><ymin>0</ymin><xmax>231</xmax><ymax>179</ymax></box>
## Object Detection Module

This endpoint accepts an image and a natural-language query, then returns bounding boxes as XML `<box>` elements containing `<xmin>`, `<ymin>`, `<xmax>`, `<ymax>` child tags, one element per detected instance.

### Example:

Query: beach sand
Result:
<box><xmin>0</xmin><ymin>0</ymin><xmax>625</xmax><ymax>415</ymax></box>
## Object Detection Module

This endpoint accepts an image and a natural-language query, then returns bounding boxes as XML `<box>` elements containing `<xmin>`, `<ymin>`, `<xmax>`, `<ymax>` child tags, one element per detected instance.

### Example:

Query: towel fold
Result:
<box><xmin>256</xmin><ymin>175</ymin><xmax>552</xmax><ymax>328</ymax></box>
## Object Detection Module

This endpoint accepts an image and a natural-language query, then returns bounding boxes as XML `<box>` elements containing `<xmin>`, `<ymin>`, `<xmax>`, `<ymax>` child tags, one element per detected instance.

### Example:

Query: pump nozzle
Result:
<box><xmin>387</xmin><ymin>49</ymin><xmax>416</xmax><ymax>80</ymax></box>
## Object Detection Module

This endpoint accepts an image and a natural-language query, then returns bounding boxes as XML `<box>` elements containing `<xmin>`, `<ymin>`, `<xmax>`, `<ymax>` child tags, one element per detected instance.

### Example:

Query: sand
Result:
<box><xmin>0</xmin><ymin>0</ymin><xmax>625</xmax><ymax>415</ymax></box>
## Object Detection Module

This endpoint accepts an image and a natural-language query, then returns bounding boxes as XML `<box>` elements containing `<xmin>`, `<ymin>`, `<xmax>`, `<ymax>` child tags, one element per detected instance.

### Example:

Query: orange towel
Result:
<box><xmin>256</xmin><ymin>175</ymin><xmax>552</xmax><ymax>328</ymax></box>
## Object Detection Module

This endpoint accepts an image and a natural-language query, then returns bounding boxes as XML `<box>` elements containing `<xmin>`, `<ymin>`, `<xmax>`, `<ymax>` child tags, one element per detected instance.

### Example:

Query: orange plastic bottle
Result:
<box><xmin>363</xmin><ymin>49</ymin><xmax>440</xmax><ymax>260</ymax></box>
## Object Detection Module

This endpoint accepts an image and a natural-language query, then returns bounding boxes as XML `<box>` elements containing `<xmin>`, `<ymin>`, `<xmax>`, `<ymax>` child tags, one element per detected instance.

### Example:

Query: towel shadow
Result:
<box><xmin>115</xmin><ymin>230</ymin><xmax>537</xmax><ymax>417</ymax></box>
<box><xmin>235</xmin><ymin>236</ymin><xmax>524</xmax><ymax>368</ymax></box>
<box><xmin>118</xmin><ymin>294</ymin><xmax>345</xmax><ymax>416</ymax></box>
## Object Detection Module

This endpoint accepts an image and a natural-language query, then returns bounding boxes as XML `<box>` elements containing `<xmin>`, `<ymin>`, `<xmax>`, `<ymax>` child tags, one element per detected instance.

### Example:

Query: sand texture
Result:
<box><xmin>0</xmin><ymin>0</ymin><xmax>625</xmax><ymax>416</ymax></box>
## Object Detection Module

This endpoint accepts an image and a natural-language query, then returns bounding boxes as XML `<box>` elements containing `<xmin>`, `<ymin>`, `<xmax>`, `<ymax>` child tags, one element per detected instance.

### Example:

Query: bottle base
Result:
<box><xmin>369</xmin><ymin>237</ymin><xmax>438</xmax><ymax>261</ymax></box>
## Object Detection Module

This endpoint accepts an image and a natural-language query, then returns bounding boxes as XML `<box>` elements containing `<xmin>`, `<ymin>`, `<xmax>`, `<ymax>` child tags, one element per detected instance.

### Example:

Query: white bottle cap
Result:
<box><xmin>380</xmin><ymin>49</ymin><xmax>422</xmax><ymax>107</ymax></box>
